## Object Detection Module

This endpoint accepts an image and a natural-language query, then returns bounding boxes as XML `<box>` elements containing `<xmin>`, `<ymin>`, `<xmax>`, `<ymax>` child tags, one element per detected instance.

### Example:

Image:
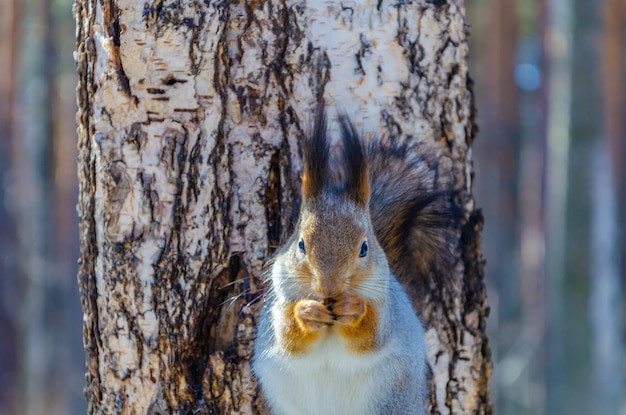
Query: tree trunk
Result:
<box><xmin>11</xmin><ymin>0</ymin><xmax>74</xmax><ymax>414</ymax></box>
<box><xmin>74</xmin><ymin>1</ymin><xmax>491</xmax><ymax>414</ymax></box>
<box><xmin>0</xmin><ymin>0</ymin><xmax>19</xmax><ymax>413</ymax></box>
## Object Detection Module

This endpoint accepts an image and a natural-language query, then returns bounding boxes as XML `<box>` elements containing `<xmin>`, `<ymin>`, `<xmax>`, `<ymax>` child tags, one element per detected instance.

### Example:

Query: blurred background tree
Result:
<box><xmin>469</xmin><ymin>0</ymin><xmax>626</xmax><ymax>414</ymax></box>
<box><xmin>0</xmin><ymin>0</ymin><xmax>84</xmax><ymax>413</ymax></box>
<box><xmin>0</xmin><ymin>0</ymin><xmax>623</xmax><ymax>414</ymax></box>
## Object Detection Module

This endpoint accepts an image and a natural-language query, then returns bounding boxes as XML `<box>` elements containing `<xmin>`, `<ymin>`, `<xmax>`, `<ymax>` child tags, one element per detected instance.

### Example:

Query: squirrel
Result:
<box><xmin>253</xmin><ymin>106</ymin><xmax>458</xmax><ymax>415</ymax></box>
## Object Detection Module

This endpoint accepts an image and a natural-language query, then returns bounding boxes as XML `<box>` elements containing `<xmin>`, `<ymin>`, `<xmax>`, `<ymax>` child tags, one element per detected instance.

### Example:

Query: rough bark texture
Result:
<box><xmin>75</xmin><ymin>0</ymin><xmax>491</xmax><ymax>414</ymax></box>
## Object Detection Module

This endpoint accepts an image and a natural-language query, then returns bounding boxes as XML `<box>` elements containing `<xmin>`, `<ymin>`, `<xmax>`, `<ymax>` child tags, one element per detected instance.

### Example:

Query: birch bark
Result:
<box><xmin>75</xmin><ymin>1</ymin><xmax>491</xmax><ymax>413</ymax></box>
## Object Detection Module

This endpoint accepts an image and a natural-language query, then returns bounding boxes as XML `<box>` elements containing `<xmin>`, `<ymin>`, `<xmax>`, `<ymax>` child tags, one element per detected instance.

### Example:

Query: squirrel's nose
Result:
<box><xmin>314</xmin><ymin>273</ymin><xmax>344</xmax><ymax>299</ymax></box>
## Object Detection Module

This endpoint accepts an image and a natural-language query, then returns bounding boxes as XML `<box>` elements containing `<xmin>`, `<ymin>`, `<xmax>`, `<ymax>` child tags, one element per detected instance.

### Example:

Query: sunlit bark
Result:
<box><xmin>75</xmin><ymin>1</ymin><xmax>491</xmax><ymax>413</ymax></box>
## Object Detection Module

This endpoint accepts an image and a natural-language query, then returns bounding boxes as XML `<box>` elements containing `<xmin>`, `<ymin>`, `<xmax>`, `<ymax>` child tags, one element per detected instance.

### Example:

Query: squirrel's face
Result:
<box><xmin>289</xmin><ymin>194</ymin><xmax>383</xmax><ymax>301</ymax></box>
<box><xmin>280</xmin><ymin>110</ymin><xmax>390</xmax><ymax>301</ymax></box>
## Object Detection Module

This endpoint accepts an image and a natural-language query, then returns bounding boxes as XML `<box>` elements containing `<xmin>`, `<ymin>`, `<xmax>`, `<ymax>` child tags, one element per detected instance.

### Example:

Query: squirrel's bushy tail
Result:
<box><xmin>366</xmin><ymin>138</ymin><xmax>461</xmax><ymax>294</ymax></box>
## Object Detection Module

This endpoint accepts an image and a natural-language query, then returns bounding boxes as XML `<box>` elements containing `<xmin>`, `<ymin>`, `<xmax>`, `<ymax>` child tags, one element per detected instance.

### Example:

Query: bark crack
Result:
<box><xmin>103</xmin><ymin>0</ymin><xmax>136</xmax><ymax>101</ymax></box>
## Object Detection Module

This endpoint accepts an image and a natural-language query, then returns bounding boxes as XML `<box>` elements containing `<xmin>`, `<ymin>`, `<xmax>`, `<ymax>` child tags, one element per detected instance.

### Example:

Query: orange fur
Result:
<box><xmin>336</xmin><ymin>299</ymin><xmax>379</xmax><ymax>354</ymax></box>
<box><xmin>282</xmin><ymin>297</ymin><xmax>380</xmax><ymax>355</ymax></box>
<box><xmin>357</xmin><ymin>165</ymin><xmax>371</xmax><ymax>206</ymax></box>
<box><xmin>282</xmin><ymin>300</ymin><xmax>331</xmax><ymax>355</ymax></box>
<box><xmin>301</xmin><ymin>173</ymin><xmax>315</xmax><ymax>200</ymax></box>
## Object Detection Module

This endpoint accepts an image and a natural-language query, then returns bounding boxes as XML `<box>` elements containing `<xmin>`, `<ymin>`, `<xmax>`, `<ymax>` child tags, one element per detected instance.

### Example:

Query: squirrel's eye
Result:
<box><xmin>359</xmin><ymin>241</ymin><xmax>368</xmax><ymax>257</ymax></box>
<box><xmin>298</xmin><ymin>239</ymin><xmax>306</xmax><ymax>255</ymax></box>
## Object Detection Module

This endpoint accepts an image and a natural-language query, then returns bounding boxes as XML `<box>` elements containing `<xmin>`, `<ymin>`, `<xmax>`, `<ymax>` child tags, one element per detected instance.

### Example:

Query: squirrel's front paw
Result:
<box><xmin>294</xmin><ymin>299</ymin><xmax>335</xmax><ymax>331</ymax></box>
<box><xmin>332</xmin><ymin>294</ymin><xmax>366</xmax><ymax>327</ymax></box>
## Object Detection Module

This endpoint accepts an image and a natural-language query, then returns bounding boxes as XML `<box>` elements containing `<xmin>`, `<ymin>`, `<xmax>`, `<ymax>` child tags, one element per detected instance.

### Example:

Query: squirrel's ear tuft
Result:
<box><xmin>338</xmin><ymin>114</ymin><xmax>370</xmax><ymax>206</ymax></box>
<box><xmin>302</xmin><ymin>104</ymin><xmax>330</xmax><ymax>200</ymax></box>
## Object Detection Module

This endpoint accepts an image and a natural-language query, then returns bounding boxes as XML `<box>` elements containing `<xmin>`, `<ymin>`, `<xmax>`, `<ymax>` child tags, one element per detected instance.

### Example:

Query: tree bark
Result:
<box><xmin>74</xmin><ymin>1</ymin><xmax>491</xmax><ymax>414</ymax></box>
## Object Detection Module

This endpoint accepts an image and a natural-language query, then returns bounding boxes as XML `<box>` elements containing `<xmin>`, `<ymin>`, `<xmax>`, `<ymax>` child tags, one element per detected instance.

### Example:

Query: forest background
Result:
<box><xmin>0</xmin><ymin>0</ymin><xmax>624</xmax><ymax>414</ymax></box>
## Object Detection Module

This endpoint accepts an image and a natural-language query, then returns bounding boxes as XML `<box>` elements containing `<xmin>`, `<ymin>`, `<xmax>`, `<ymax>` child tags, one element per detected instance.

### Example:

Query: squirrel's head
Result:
<box><xmin>285</xmin><ymin>111</ymin><xmax>388</xmax><ymax>301</ymax></box>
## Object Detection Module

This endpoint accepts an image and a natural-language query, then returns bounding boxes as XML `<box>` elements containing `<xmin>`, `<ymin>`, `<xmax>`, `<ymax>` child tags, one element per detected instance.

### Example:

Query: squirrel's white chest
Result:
<box><xmin>259</xmin><ymin>334</ymin><xmax>389</xmax><ymax>415</ymax></box>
